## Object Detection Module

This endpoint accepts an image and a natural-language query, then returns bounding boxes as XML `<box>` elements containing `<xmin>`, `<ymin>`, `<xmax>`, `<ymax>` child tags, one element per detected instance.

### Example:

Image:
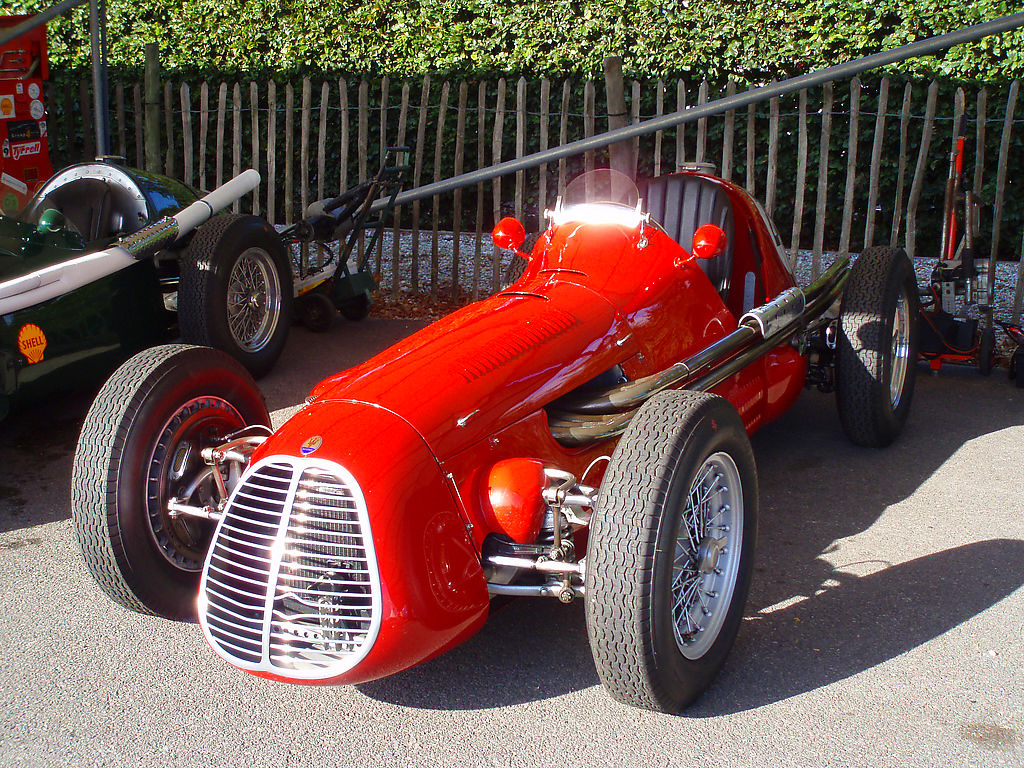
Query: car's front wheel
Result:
<box><xmin>586</xmin><ymin>390</ymin><xmax>758</xmax><ymax>713</ymax></box>
<box><xmin>71</xmin><ymin>344</ymin><xmax>269</xmax><ymax>621</ymax></box>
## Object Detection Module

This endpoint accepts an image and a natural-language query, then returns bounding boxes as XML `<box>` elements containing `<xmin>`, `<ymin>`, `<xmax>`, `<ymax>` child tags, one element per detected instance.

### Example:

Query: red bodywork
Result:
<box><xmin>199</xmin><ymin>172</ymin><xmax>807</xmax><ymax>684</ymax></box>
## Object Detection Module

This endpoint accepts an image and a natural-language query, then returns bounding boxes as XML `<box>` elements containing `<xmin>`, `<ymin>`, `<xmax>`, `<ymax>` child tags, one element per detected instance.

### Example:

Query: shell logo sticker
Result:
<box><xmin>17</xmin><ymin>324</ymin><xmax>47</xmax><ymax>364</ymax></box>
<box><xmin>0</xmin><ymin>96</ymin><xmax>13</xmax><ymax>119</ymax></box>
<box><xmin>300</xmin><ymin>435</ymin><xmax>323</xmax><ymax>456</ymax></box>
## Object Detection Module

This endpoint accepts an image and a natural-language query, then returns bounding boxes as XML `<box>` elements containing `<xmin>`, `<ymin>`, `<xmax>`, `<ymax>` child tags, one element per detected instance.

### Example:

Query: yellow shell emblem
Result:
<box><xmin>17</xmin><ymin>324</ymin><xmax>47</xmax><ymax>364</ymax></box>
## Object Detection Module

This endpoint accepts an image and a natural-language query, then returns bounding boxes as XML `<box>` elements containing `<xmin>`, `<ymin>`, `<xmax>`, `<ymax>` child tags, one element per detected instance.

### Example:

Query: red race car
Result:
<box><xmin>71</xmin><ymin>168</ymin><xmax>919</xmax><ymax>713</ymax></box>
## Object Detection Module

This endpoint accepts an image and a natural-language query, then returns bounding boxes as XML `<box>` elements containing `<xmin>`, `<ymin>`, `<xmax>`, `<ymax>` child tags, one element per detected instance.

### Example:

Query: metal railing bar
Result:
<box><xmin>373</xmin><ymin>12</ymin><xmax>1024</xmax><ymax>212</ymax></box>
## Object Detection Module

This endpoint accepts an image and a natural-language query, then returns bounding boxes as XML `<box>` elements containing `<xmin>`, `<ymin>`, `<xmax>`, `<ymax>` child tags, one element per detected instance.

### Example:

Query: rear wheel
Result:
<box><xmin>835</xmin><ymin>246</ymin><xmax>919</xmax><ymax>447</ymax></box>
<box><xmin>179</xmin><ymin>214</ymin><xmax>293</xmax><ymax>378</ymax></box>
<box><xmin>586</xmin><ymin>391</ymin><xmax>758</xmax><ymax>713</ymax></box>
<box><xmin>71</xmin><ymin>344</ymin><xmax>269</xmax><ymax>621</ymax></box>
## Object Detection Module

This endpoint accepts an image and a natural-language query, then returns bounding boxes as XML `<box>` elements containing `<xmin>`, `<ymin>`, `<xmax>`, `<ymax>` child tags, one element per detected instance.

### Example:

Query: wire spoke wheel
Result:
<box><xmin>671</xmin><ymin>452</ymin><xmax>743</xmax><ymax>659</ymax></box>
<box><xmin>225</xmin><ymin>247</ymin><xmax>282</xmax><ymax>353</ymax></box>
<box><xmin>179</xmin><ymin>215</ymin><xmax>293</xmax><ymax>379</ymax></box>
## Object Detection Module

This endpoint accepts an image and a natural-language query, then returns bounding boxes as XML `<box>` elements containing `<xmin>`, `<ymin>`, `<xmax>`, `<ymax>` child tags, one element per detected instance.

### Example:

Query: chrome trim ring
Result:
<box><xmin>890</xmin><ymin>291</ymin><xmax>911</xmax><ymax>409</ymax></box>
<box><xmin>671</xmin><ymin>451</ymin><xmax>743</xmax><ymax>659</ymax></box>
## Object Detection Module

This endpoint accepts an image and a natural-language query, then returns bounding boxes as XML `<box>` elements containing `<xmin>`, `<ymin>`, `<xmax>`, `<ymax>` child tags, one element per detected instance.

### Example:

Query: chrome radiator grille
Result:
<box><xmin>199</xmin><ymin>457</ymin><xmax>380</xmax><ymax>679</ymax></box>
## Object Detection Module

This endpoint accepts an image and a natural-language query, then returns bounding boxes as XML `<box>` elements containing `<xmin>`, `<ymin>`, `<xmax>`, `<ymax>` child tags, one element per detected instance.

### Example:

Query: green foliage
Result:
<box><xmin>10</xmin><ymin>0</ymin><xmax>1024</xmax><ymax>82</ymax></box>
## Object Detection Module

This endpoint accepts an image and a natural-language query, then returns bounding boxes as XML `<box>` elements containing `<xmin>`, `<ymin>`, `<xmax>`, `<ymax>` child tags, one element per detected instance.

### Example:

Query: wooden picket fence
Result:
<box><xmin>46</xmin><ymin>71</ymin><xmax>1024</xmax><ymax>303</ymax></box>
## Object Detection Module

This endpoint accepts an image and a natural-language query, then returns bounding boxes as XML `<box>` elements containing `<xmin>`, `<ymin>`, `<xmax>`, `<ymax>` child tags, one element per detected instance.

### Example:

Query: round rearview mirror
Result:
<box><xmin>492</xmin><ymin>217</ymin><xmax>527</xmax><ymax>252</ymax></box>
<box><xmin>692</xmin><ymin>223</ymin><xmax>728</xmax><ymax>260</ymax></box>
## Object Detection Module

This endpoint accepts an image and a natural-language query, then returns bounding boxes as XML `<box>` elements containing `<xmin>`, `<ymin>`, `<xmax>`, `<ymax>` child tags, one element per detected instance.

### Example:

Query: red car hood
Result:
<box><xmin>307</xmin><ymin>279</ymin><xmax>636</xmax><ymax>460</ymax></box>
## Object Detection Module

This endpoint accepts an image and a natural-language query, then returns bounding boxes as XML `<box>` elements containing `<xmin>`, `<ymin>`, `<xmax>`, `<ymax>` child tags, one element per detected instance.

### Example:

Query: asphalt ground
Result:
<box><xmin>1</xmin><ymin>317</ymin><xmax>1022</xmax><ymax>768</ymax></box>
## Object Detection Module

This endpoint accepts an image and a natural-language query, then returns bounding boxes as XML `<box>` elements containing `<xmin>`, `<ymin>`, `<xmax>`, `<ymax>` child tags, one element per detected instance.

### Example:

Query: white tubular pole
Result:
<box><xmin>174</xmin><ymin>169</ymin><xmax>261</xmax><ymax>234</ymax></box>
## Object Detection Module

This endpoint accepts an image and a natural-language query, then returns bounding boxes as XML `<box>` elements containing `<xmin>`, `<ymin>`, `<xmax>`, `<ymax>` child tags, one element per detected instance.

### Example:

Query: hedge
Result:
<box><xmin>7</xmin><ymin>0</ymin><xmax>1024</xmax><ymax>83</ymax></box>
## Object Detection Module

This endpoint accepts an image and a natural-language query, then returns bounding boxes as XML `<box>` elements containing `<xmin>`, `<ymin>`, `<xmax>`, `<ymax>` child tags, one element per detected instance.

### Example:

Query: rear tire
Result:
<box><xmin>179</xmin><ymin>214</ymin><xmax>293</xmax><ymax>378</ymax></box>
<box><xmin>586</xmin><ymin>391</ymin><xmax>758</xmax><ymax>713</ymax></box>
<box><xmin>835</xmin><ymin>246</ymin><xmax>919</xmax><ymax>447</ymax></box>
<box><xmin>71</xmin><ymin>344</ymin><xmax>269</xmax><ymax>621</ymax></box>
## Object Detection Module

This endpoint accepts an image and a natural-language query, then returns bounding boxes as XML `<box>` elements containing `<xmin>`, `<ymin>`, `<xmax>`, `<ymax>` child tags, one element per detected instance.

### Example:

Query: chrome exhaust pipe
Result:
<box><xmin>548</xmin><ymin>257</ymin><xmax>849</xmax><ymax>446</ymax></box>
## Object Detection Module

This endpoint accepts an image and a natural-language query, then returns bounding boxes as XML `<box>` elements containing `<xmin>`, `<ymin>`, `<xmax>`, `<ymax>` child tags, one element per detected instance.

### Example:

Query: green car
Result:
<box><xmin>0</xmin><ymin>159</ymin><xmax>293</xmax><ymax>421</ymax></box>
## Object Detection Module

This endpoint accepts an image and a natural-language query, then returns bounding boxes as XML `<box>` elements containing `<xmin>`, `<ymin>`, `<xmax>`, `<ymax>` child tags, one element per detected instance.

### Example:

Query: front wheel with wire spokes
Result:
<box><xmin>586</xmin><ymin>391</ymin><xmax>758</xmax><ymax>713</ymax></box>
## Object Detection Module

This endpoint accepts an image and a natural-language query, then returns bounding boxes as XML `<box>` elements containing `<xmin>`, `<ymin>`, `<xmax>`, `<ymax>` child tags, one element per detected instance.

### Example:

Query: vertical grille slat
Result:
<box><xmin>200</xmin><ymin>458</ymin><xmax>381</xmax><ymax>679</ymax></box>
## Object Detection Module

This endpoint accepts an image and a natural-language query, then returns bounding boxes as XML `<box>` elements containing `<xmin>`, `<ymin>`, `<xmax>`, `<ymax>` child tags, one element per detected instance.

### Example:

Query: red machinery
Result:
<box><xmin>0</xmin><ymin>14</ymin><xmax>53</xmax><ymax>214</ymax></box>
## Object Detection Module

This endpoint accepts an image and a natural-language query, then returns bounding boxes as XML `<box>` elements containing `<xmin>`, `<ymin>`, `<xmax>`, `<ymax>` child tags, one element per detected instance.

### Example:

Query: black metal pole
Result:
<box><xmin>88</xmin><ymin>0</ymin><xmax>110</xmax><ymax>157</ymax></box>
<box><xmin>379</xmin><ymin>11</ymin><xmax>1024</xmax><ymax>210</ymax></box>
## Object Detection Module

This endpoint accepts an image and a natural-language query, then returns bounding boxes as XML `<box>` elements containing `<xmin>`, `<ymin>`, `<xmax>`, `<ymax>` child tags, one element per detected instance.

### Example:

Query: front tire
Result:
<box><xmin>586</xmin><ymin>391</ymin><xmax>758</xmax><ymax>713</ymax></box>
<box><xmin>71</xmin><ymin>344</ymin><xmax>269</xmax><ymax>621</ymax></box>
<box><xmin>835</xmin><ymin>246</ymin><xmax>919</xmax><ymax>447</ymax></box>
<box><xmin>179</xmin><ymin>214</ymin><xmax>293</xmax><ymax>378</ymax></box>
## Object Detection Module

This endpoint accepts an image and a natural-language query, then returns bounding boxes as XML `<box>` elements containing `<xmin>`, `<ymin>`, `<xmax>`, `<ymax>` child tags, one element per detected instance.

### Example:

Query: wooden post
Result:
<box><xmin>765</xmin><ymin>87</ymin><xmax>779</xmax><ymax>216</ymax></box>
<box><xmin>452</xmin><ymin>81</ymin><xmax>468</xmax><ymax>300</ymax></box>
<box><xmin>889</xmin><ymin>83</ymin><xmax>913</xmax><ymax>247</ymax></box>
<box><xmin>474</xmin><ymin>81</ymin><xmax>487</xmax><ymax>300</ymax></box>
<box><xmin>163</xmin><ymin>81</ymin><xmax>174</xmax><ymax>176</ymax></box>
<box><xmin>515</xmin><ymin>77</ymin><xmax>526</xmax><ymax>221</ymax></box>
<box><xmin>558</xmin><ymin>80</ymin><xmax>570</xmax><ymax>196</ymax></box>
<box><xmin>990</xmin><ymin>80</ymin><xmax>1020</xmax><ymax>265</ymax></box>
<box><xmin>144</xmin><ymin>43</ymin><xmax>160</xmax><ymax>173</ymax></box>
<box><xmin>180</xmin><ymin>83</ymin><xmax>193</xmax><ymax>187</ymax></box>
<box><xmin>267</xmin><ymin>80</ymin><xmax>276</xmax><ymax>225</ymax></box>
<box><xmin>390</xmin><ymin>81</ymin><xmax>409</xmax><ymax>296</ymax></box>
<box><xmin>250</xmin><ymin>81</ymin><xmax>260</xmax><ymax>215</ymax></box>
<box><xmin>789</xmin><ymin>88</ymin><xmax>809</xmax><ymax>267</ymax></box>
<box><xmin>696</xmin><ymin>79</ymin><xmax>709</xmax><ymax>165</ymax></box>
<box><xmin>863</xmin><ymin>77</ymin><xmax>889</xmax><ymax>249</ymax></box>
<box><xmin>300</xmin><ymin>78</ymin><xmax>311</xmax><ymax>219</ymax></box>
<box><xmin>654</xmin><ymin>79</ymin><xmax>665</xmax><ymax>177</ymax></box>
<box><xmin>284</xmin><ymin>83</ymin><xmax>294</xmax><ymax>224</ymax></box>
<box><xmin>411</xmin><ymin>75</ymin><xmax>431</xmax><ymax>294</ymax></box>
<box><xmin>603</xmin><ymin>56</ymin><xmax>632</xmax><ymax>178</ymax></box>
<box><xmin>538</xmin><ymin>78</ymin><xmax>550</xmax><ymax>217</ymax></box>
<box><xmin>491</xmin><ymin>78</ymin><xmax>506</xmax><ymax>293</ymax></box>
<box><xmin>133</xmin><ymin>84</ymin><xmax>143</xmax><ymax>167</ymax></box>
<box><xmin>215</xmin><ymin>82</ymin><xmax>227</xmax><ymax>189</ymax></box>
<box><xmin>198</xmin><ymin>81</ymin><xmax>209</xmax><ymax>190</ymax></box>
<box><xmin>114</xmin><ymin>83</ymin><xmax>126</xmax><ymax>158</ymax></box>
<box><xmin>745</xmin><ymin>103</ymin><xmax>756</xmax><ymax>195</ymax></box>
<box><xmin>838</xmin><ymin>77</ymin><xmax>861</xmax><ymax>257</ymax></box>
<box><xmin>721</xmin><ymin>80</ymin><xmax>736</xmax><ymax>182</ymax></box>
<box><xmin>232</xmin><ymin>83</ymin><xmax>241</xmax><ymax>212</ymax></box>
<box><xmin>905</xmin><ymin>80</ymin><xmax>939</xmax><ymax>259</ymax></box>
<box><xmin>431</xmin><ymin>80</ymin><xmax>450</xmax><ymax>300</ymax></box>
<box><xmin>811</xmin><ymin>81</ymin><xmax>834</xmax><ymax>278</ymax></box>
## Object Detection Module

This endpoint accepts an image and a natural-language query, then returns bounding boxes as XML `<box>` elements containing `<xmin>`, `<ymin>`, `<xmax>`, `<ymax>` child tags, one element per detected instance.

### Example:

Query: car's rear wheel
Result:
<box><xmin>835</xmin><ymin>246</ymin><xmax>919</xmax><ymax>447</ymax></box>
<box><xmin>71</xmin><ymin>344</ymin><xmax>269</xmax><ymax>621</ymax></box>
<box><xmin>586</xmin><ymin>390</ymin><xmax>758</xmax><ymax>713</ymax></box>
<box><xmin>179</xmin><ymin>214</ymin><xmax>293</xmax><ymax>378</ymax></box>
